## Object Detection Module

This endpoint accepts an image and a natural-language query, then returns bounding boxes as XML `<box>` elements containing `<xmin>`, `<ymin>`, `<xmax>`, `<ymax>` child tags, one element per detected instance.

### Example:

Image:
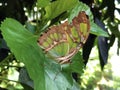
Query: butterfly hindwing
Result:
<box><xmin>38</xmin><ymin>11</ymin><xmax>90</xmax><ymax>64</ymax></box>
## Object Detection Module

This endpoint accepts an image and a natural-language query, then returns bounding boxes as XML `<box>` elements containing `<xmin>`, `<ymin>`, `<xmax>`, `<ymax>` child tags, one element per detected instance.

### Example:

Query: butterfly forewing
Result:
<box><xmin>72</xmin><ymin>11</ymin><xmax>90</xmax><ymax>44</ymax></box>
<box><xmin>38</xmin><ymin>11</ymin><xmax>90</xmax><ymax>64</ymax></box>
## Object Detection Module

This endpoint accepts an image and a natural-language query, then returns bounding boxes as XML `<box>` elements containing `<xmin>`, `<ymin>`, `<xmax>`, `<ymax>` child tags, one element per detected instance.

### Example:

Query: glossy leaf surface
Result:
<box><xmin>1</xmin><ymin>18</ymin><xmax>82</xmax><ymax>90</ymax></box>
<box><xmin>1</xmin><ymin>18</ymin><xmax>45</xmax><ymax>90</ymax></box>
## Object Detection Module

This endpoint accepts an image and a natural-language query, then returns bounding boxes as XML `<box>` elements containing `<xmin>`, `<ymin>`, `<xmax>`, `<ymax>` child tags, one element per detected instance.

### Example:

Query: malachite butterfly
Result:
<box><xmin>38</xmin><ymin>11</ymin><xmax>90</xmax><ymax>64</ymax></box>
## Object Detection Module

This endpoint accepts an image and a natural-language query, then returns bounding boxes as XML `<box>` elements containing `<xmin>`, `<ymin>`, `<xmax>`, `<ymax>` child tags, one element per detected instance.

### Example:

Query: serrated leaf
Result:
<box><xmin>1</xmin><ymin>18</ymin><xmax>46</xmax><ymax>90</ymax></box>
<box><xmin>0</xmin><ymin>18</ymin><xmax>81</xmax><ymax>90</ymax></box>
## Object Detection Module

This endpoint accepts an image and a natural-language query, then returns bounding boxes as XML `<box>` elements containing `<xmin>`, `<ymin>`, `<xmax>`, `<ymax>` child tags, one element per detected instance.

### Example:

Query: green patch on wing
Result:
<box><xmin>47</xmin><ymin>43</ymin><xmax>69</xmax><ymax>58</ymax></box>
<box><xmin>80</xmin><ymin>23</ymin><xmax>88</xmax><ymax>36</ymax></box>
<box><xmin>71</xmin><ymin>27</ymin><xmax>79</xmax><ymax>39</ymax></box>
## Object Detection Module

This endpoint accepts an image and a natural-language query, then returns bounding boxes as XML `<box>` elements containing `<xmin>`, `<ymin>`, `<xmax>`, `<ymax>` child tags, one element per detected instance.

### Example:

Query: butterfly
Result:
<box><xmin>38</xmin><ymin>11</ymin><xmax>90</xmax><ymax>64</ymax></box>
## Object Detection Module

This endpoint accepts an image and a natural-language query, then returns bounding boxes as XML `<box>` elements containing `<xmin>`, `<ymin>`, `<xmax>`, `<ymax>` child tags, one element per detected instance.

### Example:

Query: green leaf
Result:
<box><xmin>45</xmin><ymin>61</ymin><xmax>73</xmax><ymax>90</ymax></box>
<box><xmin>25</xmin><ymin>22</ymin><xmax>36</xmax><ymax>34</ymax></box>
<box><xmin>70</xmin><ymin>52</ymin><xmax>84</xmax><ymax>75</ymax></box>
<box><xmin>90</xmin><ymin>22</ymin><xmax>109</xmax><ymax>37</ymax></box>
<box><xmin>68</xmin><ymin>1</ymin><xmax>109</xmax><ymax>37</ymax></box>
<box><xmin>37</xmin><ymin>0</ymin><xmax>50</xmax><ymax>8</ymax></box>
<box><xmin>71</xmin><ymin>81</ymin><xmax>81</xmax><ymax>90</ymax></box>
<box><xmin>0</xmin><ymin>18</ymin><xmax>45</xmax><ymax>90</ymax></box>
<box><xmin>0</xmin><ymin>18</ymin><xmax>81</xmax><ymax>90</ymax></box>
<box><xmin>44</xmin><ymin>0</ymin><xmax>78</xmax><ymax>20</ymax></box>
<box><xmin>68</xmin><ymin>2</ymin><xmax>93</xmax><ymax>23</ymax></box>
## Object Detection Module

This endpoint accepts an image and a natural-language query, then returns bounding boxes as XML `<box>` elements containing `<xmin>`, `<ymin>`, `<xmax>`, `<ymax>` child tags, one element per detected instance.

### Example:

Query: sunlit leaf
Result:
<box><xmin>37</xmin><ymin>0</ymin><xmax>50</xmax><ymax>8</ymax></box>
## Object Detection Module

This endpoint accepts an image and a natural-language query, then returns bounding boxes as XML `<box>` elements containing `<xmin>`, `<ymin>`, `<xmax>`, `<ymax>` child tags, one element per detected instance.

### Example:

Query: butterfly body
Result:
<box><xmin>38</xmin><ymin>11</ymin><xmax>90</xmax><ymax>64</ymax></box>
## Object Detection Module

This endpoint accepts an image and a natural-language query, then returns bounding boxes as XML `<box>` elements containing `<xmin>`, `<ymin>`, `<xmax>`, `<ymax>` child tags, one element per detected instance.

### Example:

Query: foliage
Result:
<box><xmin>0</xmin><ymin>0</ymin><xmax>119</xmax><ymax>90</ymax></box>
<box><xmin>81</xmin><ymin>46</ymin><xmax>120</xmax><ymax>90</ymax></box>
